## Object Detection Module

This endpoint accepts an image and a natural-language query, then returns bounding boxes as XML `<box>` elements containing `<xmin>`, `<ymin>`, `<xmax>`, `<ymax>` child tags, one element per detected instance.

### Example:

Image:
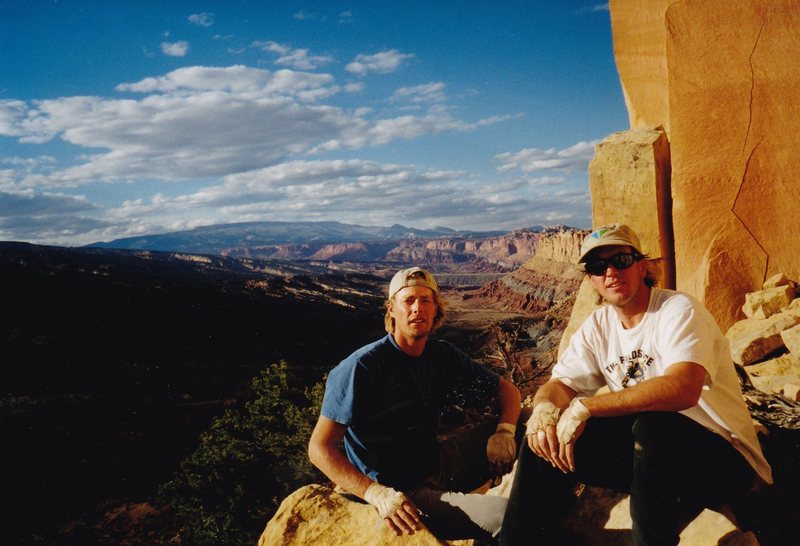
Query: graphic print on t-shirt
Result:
<box><xmin>604</xmin><ymin>348</ymin><xmax>655</xmax><ymax>388</ymax></box>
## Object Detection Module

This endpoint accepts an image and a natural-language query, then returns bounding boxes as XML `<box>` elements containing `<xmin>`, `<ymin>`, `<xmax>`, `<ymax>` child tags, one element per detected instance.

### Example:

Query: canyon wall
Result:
<box><xmin>605</xmin><ymin>0</ymin><xmax>800</xmax><ymax>331</ymax></box>
<box><xmin>468</xmin><ymin>228</ymin><xmax>587</xmax><ymax>316</ymax></box>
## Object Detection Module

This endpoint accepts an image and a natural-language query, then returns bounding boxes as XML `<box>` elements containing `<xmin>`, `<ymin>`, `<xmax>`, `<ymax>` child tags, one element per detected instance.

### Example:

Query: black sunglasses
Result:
<box><xmin>584</xmin><ymin>252</ymin><xmax>640</xmax><ymax>276</ymax></box>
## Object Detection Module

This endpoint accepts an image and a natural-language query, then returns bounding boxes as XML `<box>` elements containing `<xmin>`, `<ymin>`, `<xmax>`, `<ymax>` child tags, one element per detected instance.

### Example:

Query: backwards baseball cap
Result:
<box><xmin>578</xmin><ymin>223</ymin><xmax>644</xmax><ymax>263</ymax></box>
<box><xmin>388</xmin><ymin>267</ymin><xmax>439</xmax><ymax>299</ymax></box>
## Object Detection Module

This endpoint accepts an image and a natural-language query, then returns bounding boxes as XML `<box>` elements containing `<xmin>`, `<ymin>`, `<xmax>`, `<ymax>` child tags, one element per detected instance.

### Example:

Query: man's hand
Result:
<box><xmin>486</xmin><ymin>422</ymin><xmax>517</xmax><ymax>477</ymax></box>
<box><xmin>555</xmin><ymin>397</ymin><xmax>591</xmax><ymax>471</ymax></box>
<box><xmin>525</xmin><ymin>401</ymin><xmax>567</xmax><ymax>471</ymax></box>
<box><xmin>363</xmin><ymin>482</ymin><xmax>422</xmax><ymax>536</ymax></box>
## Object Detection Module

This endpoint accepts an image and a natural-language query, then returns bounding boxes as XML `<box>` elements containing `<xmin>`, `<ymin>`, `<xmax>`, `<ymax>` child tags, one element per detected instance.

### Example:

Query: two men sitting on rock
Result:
<box><xmin>308</xmin><ymin>266</ymin><xmax>522</xmax><ymax>540</ymax></box>
<box><xmin>309</xmin><ymin>224</ymin><xmax>772</xmax><ymax>545</ymax></box>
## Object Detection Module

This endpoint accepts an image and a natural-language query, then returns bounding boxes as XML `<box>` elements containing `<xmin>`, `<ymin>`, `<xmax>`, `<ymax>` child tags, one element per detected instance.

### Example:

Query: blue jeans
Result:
<box><xmin>498</xmin><ymin>412</ymin><xmax>756</xmax><ymax>546</ymax></box>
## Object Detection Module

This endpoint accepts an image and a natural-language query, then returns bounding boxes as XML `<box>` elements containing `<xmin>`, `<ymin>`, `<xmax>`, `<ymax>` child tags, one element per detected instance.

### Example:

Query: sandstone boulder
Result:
<box><xmin>745</xmin><ymin>353</ymin><xmax>800</xmax><ymax>396</ymax></box>
<box><xmin>782</xmin><ymin>383</ymin><xmax>800</xmax><ymax>402</ymax></box>
<box><xmin>725</xmin><ymin>308</ymin><xmax>800</xmax><ymax>366</ymax></box>
<box><xmin>742</xmin><ymin>285</ymin><xmax>795</xmax><ymax>320</ymax></box>
<box><xmin>780</xmin><ymin>323</ymin><xmax>800</xmax><ymax>355</ymax></box>
<box><xmin>258</xmin><ymin>484</ymin><xmax>471</xmax><ymax>546</ymax></box>
<box><xmin>763</xmin><ymin>274</ymin><xmax>791</xmax><ymax>290</ymax></box>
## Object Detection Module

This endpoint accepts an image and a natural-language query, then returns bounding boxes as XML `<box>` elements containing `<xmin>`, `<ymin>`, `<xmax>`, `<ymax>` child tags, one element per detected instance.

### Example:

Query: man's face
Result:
<box><xmin>586</xmin><ymin>244</ymin><xmax>648</xmax><ymax>309</ymax></box>
<box><xmin>389</xmin><ymin>285</ymin><xmax>438</xmax><ymax>341</ymax></box>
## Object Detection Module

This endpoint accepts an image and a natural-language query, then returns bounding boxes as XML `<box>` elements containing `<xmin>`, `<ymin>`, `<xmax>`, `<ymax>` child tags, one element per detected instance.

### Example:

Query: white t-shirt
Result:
<box><xmin>553</xmin><ymin>287</ymin><xmax>772</xmax><ymax>484</ymax></box>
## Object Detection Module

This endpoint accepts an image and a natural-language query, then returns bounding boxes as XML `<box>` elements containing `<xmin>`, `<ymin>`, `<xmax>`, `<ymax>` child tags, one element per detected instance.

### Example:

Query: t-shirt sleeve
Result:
<box><xmin>655</xmin><ymin>296</ymin><xmax>719</xmax><ymax>380</ymax></box>
<box><xmin>551</xmin><ymin>317</ymin><xmax>607</xmax><ymax>395</ymax></box>
<box><xmin>320</xmin><ymin>358</ymin><xmax>358</xmax><ymax>425</ymax></box>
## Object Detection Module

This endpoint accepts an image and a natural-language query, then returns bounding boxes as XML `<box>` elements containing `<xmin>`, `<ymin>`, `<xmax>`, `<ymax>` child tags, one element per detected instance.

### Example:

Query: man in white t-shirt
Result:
<box><xmin>499</xmin><ymin>224</ymin><xmax>772</xmax><ymax>546</ymax></box>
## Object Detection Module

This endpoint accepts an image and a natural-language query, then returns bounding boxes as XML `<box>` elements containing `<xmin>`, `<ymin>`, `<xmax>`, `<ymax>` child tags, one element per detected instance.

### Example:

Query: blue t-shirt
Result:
<box><xmin>321</xmin><ymin>334</ymin><xmax>499</xmax><ymax>490</ymax></box>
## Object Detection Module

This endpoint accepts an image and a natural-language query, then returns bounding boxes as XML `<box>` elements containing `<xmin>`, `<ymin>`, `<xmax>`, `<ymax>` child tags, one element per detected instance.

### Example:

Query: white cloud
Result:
<box><xmin>343</xmin><ymin>82</ymin><xmax>364</xmax><ymax>93</ymax></box>
<box><xmin>0</xmin><ymin>100</ymin><xmax>28</xmax><ymax>136</ymax></box>
<box><xmin>161</xmin><ymin>41</ymin><xmax>189</xmax><ymax>57</ymax></box>
<box><xmin>252</xmin><ymin>41</ymin><xmax>334</xmax><ymax>70</ymax></box>
<box><xmin>391</xmin><ymin>82</ymin><xmax>446</xmax><ymax>103</ymax></box>
<box><xmin>346</xmin><ymin>49</ymin><xmax>414</xmax><ymax>76</ymax></box>
<box><xmin>338</xmin><ymin>11</ymin><xmax>353</xmax><ymax>24</ymax></box>
<box><xmin>495</xmin><ymin>140</ymin><xmax>600</xmax><ymax>173</ymax></box>
<box><xmin>1</xmin><ymin>65</ymin><xmax>508</xmax><ymax>189</ymax></box>
<box><xmin>188</xmin><ymin>13</ymin><xmax>214</xmax><ymax>27</ymax></box>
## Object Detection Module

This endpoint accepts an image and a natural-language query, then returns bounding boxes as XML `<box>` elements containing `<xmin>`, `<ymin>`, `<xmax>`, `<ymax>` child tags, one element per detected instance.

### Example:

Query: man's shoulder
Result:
<box><xmin>651</xmin><ymin>288</ymin><xmax>703</xmax><ymax>313</ymax></box>
<box><xmin>336</xmin><ymin>335</ymin><xmax>394</xmax><ymax>369</ymax></box>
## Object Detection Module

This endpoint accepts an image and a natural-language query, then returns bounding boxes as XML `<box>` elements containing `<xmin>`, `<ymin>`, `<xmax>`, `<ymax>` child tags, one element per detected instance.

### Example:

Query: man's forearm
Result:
<box><xmin>532</xmin><ymin>378</ymin><xmax>577</xmax><ymax>410</ymax></box>
<box><xmin>581</xmin><ymin>362</ymin><xmax>705</xmax><ymax>417</ymax></box>
<box><xmin>308</xmin><ymin>441</ymin><xmax>374</xmax><ymax>498</ymax></box>
<box><xmin>497</xmin><ymin>377</ymin><xmax>522</xmax><ymax>425</ymax></box>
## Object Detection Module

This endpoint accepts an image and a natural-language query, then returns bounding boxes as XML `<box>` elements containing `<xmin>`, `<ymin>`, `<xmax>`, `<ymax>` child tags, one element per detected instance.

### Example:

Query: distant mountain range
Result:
<box><xmin>87</xmin><ymin>221</ymin><xmax>516</xmax><ymax>254</ymax></box>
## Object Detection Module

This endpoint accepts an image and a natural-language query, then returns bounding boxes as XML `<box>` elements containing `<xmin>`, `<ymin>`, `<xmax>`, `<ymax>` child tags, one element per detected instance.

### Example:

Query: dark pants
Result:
<box><xmin>499</xmin><ymin>412</ymin><xmax>756</xmax><ymax>546</ymax></box>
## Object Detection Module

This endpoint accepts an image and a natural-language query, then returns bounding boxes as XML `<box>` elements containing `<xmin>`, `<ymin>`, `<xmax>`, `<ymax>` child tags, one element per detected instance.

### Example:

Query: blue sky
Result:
<box><xmin>0</xmin><ymin>1</ymin><xmax>627</xmax><ymax>245</ymax></box>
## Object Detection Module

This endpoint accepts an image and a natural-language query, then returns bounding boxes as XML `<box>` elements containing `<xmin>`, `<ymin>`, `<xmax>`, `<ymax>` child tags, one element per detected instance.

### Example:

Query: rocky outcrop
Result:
<box><xmin>259</xmin><ymin>485</ymin><xmax>470</xmax><ymax>546</ymax></box>
<box><xmin>529</xmin><ymin>226</ymin><xmax>587</xmax><ymax>264</ymax></box>
<box><xmin>608</xmin><ymin>0</ymin><xmax>800</xmax><ymax>332</ymax></box>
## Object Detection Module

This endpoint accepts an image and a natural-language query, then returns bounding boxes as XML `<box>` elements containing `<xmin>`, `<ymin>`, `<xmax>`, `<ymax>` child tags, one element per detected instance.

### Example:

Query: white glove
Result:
<box><xmin>486</xmin><ymin>422</ymin><xmax>517</xmax><ymax>465</ymax></box>
<box><xmin>525</xmin><ymin>401</ymin><xmax>560</xmax><ymax>436</ymax></box>
<box><xmin>556</xmin><ymin>397</ymin><xmax>591</xmax><ymax>444</ymax></box>
<box><xmin>363</xmin><ymin>482</ymin><xmax>408</xmax><ymax>519</ymax></box>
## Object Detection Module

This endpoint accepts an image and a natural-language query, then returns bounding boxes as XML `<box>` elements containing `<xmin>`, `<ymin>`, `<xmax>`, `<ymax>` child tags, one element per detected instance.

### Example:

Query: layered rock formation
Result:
<box><xmin>223</xmin><ymin>228</ymin><xmax>560</xmax><ymax>272</ymax></box>
<box><xmin>608</xmin><ymin>0</ymin><xmax>800</xmax><ymax>331</ymax></box>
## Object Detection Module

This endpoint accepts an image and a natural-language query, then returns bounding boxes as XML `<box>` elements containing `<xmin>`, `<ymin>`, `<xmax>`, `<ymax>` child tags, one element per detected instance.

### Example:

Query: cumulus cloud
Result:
<box><xmin>346</xmin><ymin>49</ymin><xmax>414</xmax><ymax>76</ymax></box>
<box><xmin>161</xmin><ymin>41</ymin><xmax>189</xmax><ymax>57</ymax></box>
<box><xmin>495</xmin><ymin>140</ymin><xmax>600</xmax><ymax>174</ymax></box>
<box><xmin>188</xmin><ymin>13</ymin><xmax>214</xmax><ymax>27</ymax></box>
<box><xmin>0</xmin><ymin>65</ymin><xmax>509</xmax><ymax>189</ymax></box>
<box><xmin>252</xmin><ymin>41</ymin><xmax>334</xmax><ymax>70</ymax></box>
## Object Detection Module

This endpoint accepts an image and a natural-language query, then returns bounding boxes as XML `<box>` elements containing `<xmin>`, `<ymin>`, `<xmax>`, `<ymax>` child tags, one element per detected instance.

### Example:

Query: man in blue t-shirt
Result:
<box><xmin>309</xmin><ymin>266</ymin><xmax>522</xmax><ymax>540</ymax></box>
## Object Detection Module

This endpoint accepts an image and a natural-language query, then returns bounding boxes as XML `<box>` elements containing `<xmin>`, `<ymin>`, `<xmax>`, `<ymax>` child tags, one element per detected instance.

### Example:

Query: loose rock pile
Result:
<box><xmin>727</xmin><ymin>273</ymin><xmax>800</xmax><ymax>406</ymax></box>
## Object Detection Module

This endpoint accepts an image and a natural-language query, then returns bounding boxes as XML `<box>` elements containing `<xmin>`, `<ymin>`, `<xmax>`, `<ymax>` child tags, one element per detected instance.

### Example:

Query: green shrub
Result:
<box><xmin>158</xmin><ymin>361</ymin><xmax>324</xmax><ymax>545</ymax></box>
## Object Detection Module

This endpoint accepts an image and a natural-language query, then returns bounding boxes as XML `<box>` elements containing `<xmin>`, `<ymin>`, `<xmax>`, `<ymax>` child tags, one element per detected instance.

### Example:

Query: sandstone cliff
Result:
<box><xmin>221</xmin><ymin>228</ymin><xmax>561</xmax><ymax>272</ymax></box>
<box><xmin>607</xmin><ymin>0</ymin><xmax>800</xmax><ymax>331</ymax></box>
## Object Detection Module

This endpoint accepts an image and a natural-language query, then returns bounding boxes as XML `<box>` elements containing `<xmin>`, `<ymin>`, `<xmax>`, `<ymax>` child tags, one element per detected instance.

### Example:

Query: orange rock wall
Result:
<box><xmin>609</xmin><ymin>0</ymin><xmax>800</xmax><ymax>330</ymax></box>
